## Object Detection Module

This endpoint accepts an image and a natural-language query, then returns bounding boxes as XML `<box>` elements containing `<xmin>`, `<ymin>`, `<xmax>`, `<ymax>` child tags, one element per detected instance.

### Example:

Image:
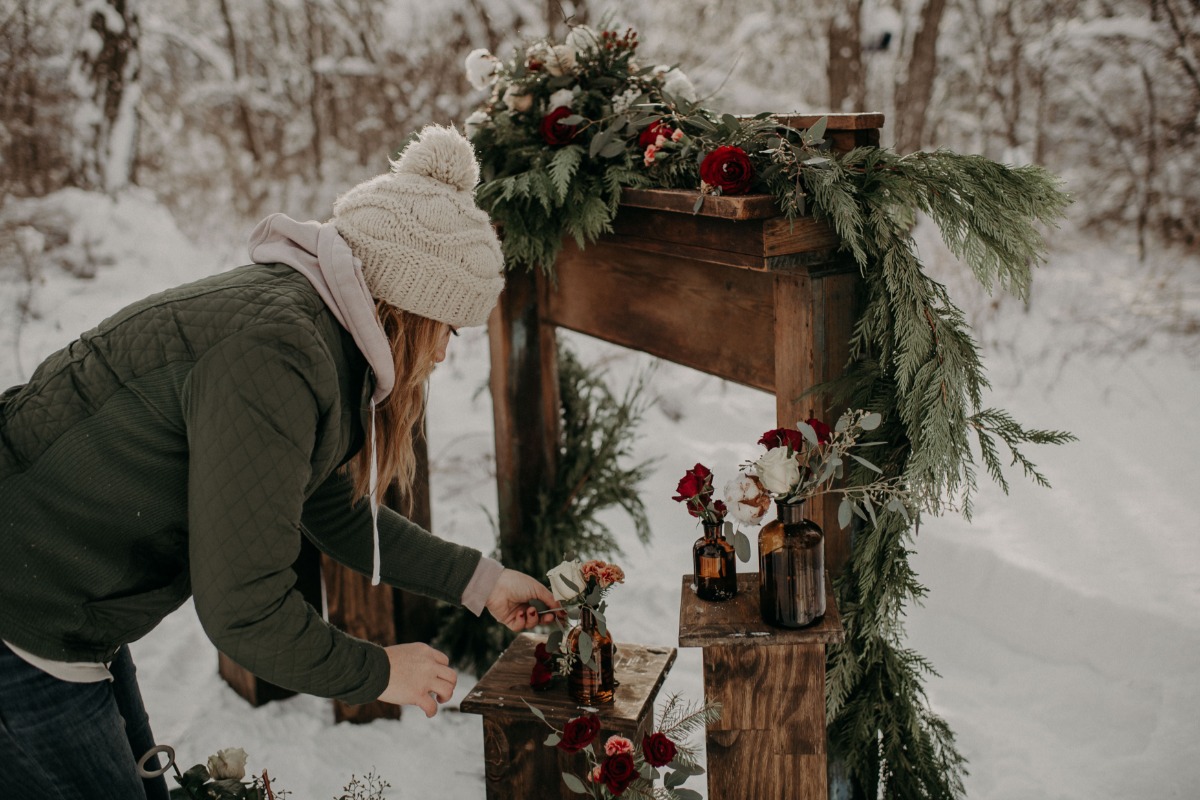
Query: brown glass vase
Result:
<box><xmin>692</xmin><ymin>521</ymin><xmax>737</xmax><ymax>601</ymax></box>
<box><xmin>567</xmin><ymin>607</ymin><xmax>615</xmax><ymax>704</ymax></box>
<box><xmin>758</xmin><ymin>501</ymin><xmax>826</xmax><ymax>628</ymax></box>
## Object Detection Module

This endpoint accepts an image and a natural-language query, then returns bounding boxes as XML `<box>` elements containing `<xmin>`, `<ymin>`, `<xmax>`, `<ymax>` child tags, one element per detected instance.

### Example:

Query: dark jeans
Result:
<box><xmin>0</xmin><ymin>641</ymin><xmax>170</xmax><ymax>800</ymax></box>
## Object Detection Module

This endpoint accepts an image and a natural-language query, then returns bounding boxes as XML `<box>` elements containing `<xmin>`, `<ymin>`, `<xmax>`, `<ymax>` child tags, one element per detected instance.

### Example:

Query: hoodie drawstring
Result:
<box><xmin>368</xmin><ymin>398</ymin><xmax>382</xmax><ymax>586</ymax></box>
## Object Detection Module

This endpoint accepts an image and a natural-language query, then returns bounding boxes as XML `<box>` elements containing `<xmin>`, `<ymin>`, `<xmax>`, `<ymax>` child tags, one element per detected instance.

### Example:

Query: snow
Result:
<box><xmin>2</xmin><ymin>191</ymin><xmax>1198</xmax><ymax>799</ymax></box>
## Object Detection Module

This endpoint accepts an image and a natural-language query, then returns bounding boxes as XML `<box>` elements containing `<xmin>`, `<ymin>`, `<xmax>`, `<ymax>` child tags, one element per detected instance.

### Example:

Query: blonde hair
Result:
<box><xmin>346</xmin><ymin>302</ymin><xmax>446</xmax><ymax>506</ymax></box>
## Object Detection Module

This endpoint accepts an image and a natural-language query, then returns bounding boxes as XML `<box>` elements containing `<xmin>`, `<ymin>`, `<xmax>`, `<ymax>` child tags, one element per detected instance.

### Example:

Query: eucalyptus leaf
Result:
<box><xmin>529</xmin><ymin>598</ymin><xmax>549</xmax><ymax>612</ymax></box>
<box><xmin>675</xmin><ymin>789</ymin><xmax>704</xmax><ymax>800</ymax></box>
<box><xmin>734</xmin><ymin>530</ymin><xmax>752</xmax><ymax>562</ymax></box>
<box><xmin>591</xmin><ymin>607</ymin><xmax>608</xmax><ymax>637</ymax></box>
<box><xmin>851</xmin><ymin>501</ymin><xmax>869</xmax><ymax>522</ymax></box>
<box><xmin>638</xmin><ymin>762</ymin><xmax>654</xmax><ymax>780</ymax></box>
<box><xmin>545</xmin><ymin>732</ymin><xmax>561</xmax><ymax>746</ymax></box>
<box><xmin>562</xmin><ymin>772</ymin><xmax>589</xmax><ymax>794</ymax></box>
<box><xmin>861</xmin><ymin>412</ymin><xmax>882</xmax><ymax>430</ymax></box>
<box><xmin>835</xmin><ymin>415</ymin><xmax>850</xmax><ymax>433</ymax></box>
<box><xmin>560</xmin><ymin>576</ymin><xmax>580</xmax><ymax>593</ymax></box>
<box><xmin>863</xmin><ymin>495</ymin><xmax>878</xmax><ymax>527</ymax></box>
<box><xmin>522</xmin><ymin>699</ymin><xmax>549</xmax><ymax>724</ymax></box>
<box><xmin>547</xmin><ymin>628</ymin><xmax>564</xmax><ymax>654</ymax></box>
<box><xmin>806</xmin><ymin>115</ymin><xmax>828</xmax><ymax>142</ymax></box>
<box><xmin>579</xmin><ymin>630</ymin><xmax>593</xmax><ymax>667</ymax></box>
<box><xmin>664</xmin><ymin>769</ymin><xmax>687</xmax><ymax>789</ymax></box>
<box><xmin>851</xmin><ymin>454</ymin><xmax>883</xmax><ymax>473</ymax></box>
<box><xmin>796</xmin><ymin>419</ymin><xmax>818</xmax><ymax>445</ymax></box>
<box><xmin>721</xmin><ymin>113</ymin><xmax>741</xmax><ymax>131</ymax></box>
<box><xmin>588</xmin><ymin>128</ymin><xmax>613</xmax><ymax>158</ymax></box>
<box><xmin>692</xmin><ymin>194</ymin><xmax>705</xmax><ymax>214</ymax></box>
<box><xmin>598</xmin><ymin>140</ymin><xmax>626</xmax><ymax>159</ymax></box>
<box><xmin>838</xmin><ymin>498</ymin><xmax>853</xmax><ymax>529</ymax></box>
<box><xmin>560</xmin><ymin>114</ymin><xmax>585</xmax><ymax>126</ymax></box>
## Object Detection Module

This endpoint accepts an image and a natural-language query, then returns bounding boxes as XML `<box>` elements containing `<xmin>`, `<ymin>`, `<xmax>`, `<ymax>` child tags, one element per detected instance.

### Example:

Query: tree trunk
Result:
<box><xmin>894</xmin><ymin>0</ymin><xmax>948</xmax><ymax>154</ymax></box>
<box><xmin>69</xmin><ymin>0</ymin><xmax>140</xmax><ymax>193</ymax></box>
<box><xmin>825</xmin><ymin>1</ymin><xmax>865</xmax><ymax>113</ymax></box>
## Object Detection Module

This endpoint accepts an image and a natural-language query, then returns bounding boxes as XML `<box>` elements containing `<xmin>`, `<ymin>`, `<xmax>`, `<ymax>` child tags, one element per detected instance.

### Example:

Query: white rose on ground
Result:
<box><xmin>502</xmin><ymin>85</ymin><xmax>533</xmax><ymax>113</ymax></box>
<box><xmin>755</xmin><ymin>447</ymin><xmax>801</xmax><ymax>496</ymax></box>
<box><xmin>207</xmin><ymin>748</ymin><xmax>248</xmax><ymax>781</ymax></box>
<box><xmin>464</xmin><ymin>48</ymin><xmax>499</xmax><ymax>91</ymax></box>
<box><xmin>463</xmin><ymin>109</ymin><xmax>489</xmax><ymax>138</ymax></box>
<box><xmin>565</xmin><ymin>25</ymin><xmax>600</xmax><ymax>54</ymax></box>
<box><xmin>546</xmin><ymin>45</ymin><xmax>578</xmax><ymax>76</ymax></box>
<box><xmin>725</xmin><ymin>473</ymin><xmax>772</xmax><ymax>525</ymax></box>
<box><xmin>547</xmin><ymin>559</ymin><xmax>585</xmax><ymax>603</ymax></box>
<box><xmin>547</xmin><ymin>88</ymin><xmax>575</xmax><ymax>111</ymax></box>
<box><xmin>661</xmin><ymin>67</ymin><xmax>698</xmax><ymax>102</ymax></box>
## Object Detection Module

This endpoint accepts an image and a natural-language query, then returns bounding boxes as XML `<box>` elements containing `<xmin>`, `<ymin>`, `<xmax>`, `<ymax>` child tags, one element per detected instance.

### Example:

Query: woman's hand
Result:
<box><xmin>485</xmin><ymin>569</ymin><xmax>560</xmax><ymax>631</ymax></box>
<box><xmin>377</xmin><ymin>642</ymin><xmax>458</xmax><ymax>717</ymax></box>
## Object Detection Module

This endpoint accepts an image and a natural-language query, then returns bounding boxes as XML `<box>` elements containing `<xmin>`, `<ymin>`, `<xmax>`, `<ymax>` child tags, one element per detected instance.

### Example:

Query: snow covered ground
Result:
<box><xmin>2</xmin><ymin>190</ymin><xmax>1198</xmax><ymax>798</ymax></box>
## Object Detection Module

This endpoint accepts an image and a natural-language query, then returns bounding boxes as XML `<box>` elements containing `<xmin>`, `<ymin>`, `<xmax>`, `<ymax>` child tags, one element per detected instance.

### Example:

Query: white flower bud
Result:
<box><xmin>207</xmin><ymin>748</ymin><xmax>248</xmax><ymax>781</ymax></box>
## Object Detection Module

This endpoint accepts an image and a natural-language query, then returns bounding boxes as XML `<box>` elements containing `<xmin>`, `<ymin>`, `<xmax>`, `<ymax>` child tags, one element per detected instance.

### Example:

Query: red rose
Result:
<box><xmin>672</xmin><ymin>463</ymin><xmax>714</xmax><ymax>517</ymax></box>
<box><xmin>757</xmin><ymin>428</ymin><xmax>806</xmax><ymax>452</ymax></box>
<box><xmin>530</xmin><ymin>660</ymin><xmax>554</xmax><ymax>690</ymax></box>
<box><xmin>598</xmin><ymin>752</ymin><xmax>638</xmax><ymax>795</ymax></box>
<box><xmin>712</xmin><ymin>499</ymin><xmax>727</xmax><ymax>519</ymax></box>
<box><xmin>804</xmin><ymin>417</ymin><xmax>832</xmax><ymax>444</ymax></box>
<box><xmin>641</xmin><ymin>732</ymin><xmax>677</xmax><ymax>767</ymax></box>
<box><xmin>699</xmin><ymin>145</ymin><xmax>754</xmax><ymax>195</ymax></box>
<box><xmin>557</xmin><ymin>714</ymin><xmax>602</xmax><ymax>753</ymax></box>
<box><xmin>540</xmin><ymin>106</ymin><xmax>579</xmax><ymax>147</ymax></box>
<box><xmin>638</xmin><ymin>120</ymin><xmax>674</xmax><ymax>149</ymax></box>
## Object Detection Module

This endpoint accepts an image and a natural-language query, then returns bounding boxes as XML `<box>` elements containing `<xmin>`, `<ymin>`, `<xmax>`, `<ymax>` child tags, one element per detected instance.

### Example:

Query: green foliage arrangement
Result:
<box><xmin>436</xmin><ymin>344</ymin><xmax>654</xmax><ymax>676</ymax></box>
<box><xmin>462</xmin><ymin>19</ymin><xmax>1074</xmax><ymax>800</ymax></box>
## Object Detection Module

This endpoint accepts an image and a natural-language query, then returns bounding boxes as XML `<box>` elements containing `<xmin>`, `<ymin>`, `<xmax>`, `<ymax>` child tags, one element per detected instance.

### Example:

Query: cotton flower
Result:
<box><xmin>565</xmin><ymin>25</ymin><xmax>600</xmax><ymax>54</ymax></box>
<box><xmin>546</xmin><ymin>44</ymin><xmax>578</xmax><ymax>76</ymax></box>
<box><xmin>207</xmin><ymin>748</ymin><xmax>248</xmax><ymax>781</ymax></box>
<box><xmin>547</xmin><ymin>88</ymin><xmax>575</xmax><ymax>111</ymax></box>
<box><xmin>502</xmin><ymin>84</ymin><xmax>533</xmax><ymax>113</ymax></box>
<box><xmin>725</xmin><ymin>474</ymin><xmax>771</xmax><ymax>525</ymax></box>
<box><xmin>464</xmin><ymin>48</ymin><xmax>499</xmax><ymax>90</ymax></box>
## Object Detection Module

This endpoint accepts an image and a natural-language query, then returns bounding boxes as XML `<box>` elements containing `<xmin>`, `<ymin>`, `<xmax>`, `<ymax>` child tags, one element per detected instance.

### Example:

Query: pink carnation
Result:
<box><xmin>605</xmin><ymin>735</ymin><xmax>634</xmax><ymax>756</ymax></box>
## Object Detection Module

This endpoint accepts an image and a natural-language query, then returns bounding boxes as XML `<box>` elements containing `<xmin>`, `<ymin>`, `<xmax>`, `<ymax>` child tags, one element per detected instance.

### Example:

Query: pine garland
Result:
<box><xmin>462</xmin><ymin>23</ymin><xmax>1074</xmax><ymax>798</ymax></box>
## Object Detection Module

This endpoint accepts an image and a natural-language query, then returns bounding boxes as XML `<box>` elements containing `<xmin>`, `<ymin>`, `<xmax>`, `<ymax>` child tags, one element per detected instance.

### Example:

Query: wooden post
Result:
<box><xmin>679</xmin><ymin>574</ymin><xmax>845</xmax><ymax>800</ymax></box>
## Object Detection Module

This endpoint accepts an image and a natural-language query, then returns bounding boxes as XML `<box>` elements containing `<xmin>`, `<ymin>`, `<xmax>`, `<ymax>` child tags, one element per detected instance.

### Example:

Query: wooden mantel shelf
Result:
<box><xmin>678</xmin><ymin>573</ymin><xmax>845</xmax><ymax>648</ymax></box>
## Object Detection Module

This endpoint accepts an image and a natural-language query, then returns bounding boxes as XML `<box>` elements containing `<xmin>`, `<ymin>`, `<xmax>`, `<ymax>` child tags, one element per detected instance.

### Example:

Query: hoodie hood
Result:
<box><xmin>247</xmin><ymin>213</ymin><xmax>394</xmax><ymax>404</ymax></box>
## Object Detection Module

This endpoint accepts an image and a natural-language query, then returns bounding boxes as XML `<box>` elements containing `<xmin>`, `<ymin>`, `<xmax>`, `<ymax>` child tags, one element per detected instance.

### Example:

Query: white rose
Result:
<box><xmin>725</xmin><ymin>474</ymin><xmax>771</xmax><ymax>525</ymax></box>
<box><xmin>463</xmin><ymin>109</ymin><xmax>489</xmax><ymax>138</ymax></box>
<box><xmin>547</xmin><ymin>88</ymin><xmax>575</xmax><ymax>111</ymax></box>
<box><xmin>464</xmin><ymin>48</ymin><xmax>499</xmax><ymax>91</ymax></box>
<box><xmin>660</xmin><ymin>68</ymin><xmax>697</xmax><ymax>103</ymax></box>
<box><xmin>547</xmin><ymin>559</ymin><xmax>586</xmax><ymax>603</ymax></box>
<box><xmin>546</xmin><ymin>44</ymin><xmax>578</xmax><ymax>77</ymax></box>
<box><xmin>207</xmin><ymin>748</ymin><xmax>248</xmax><ymax>781</ymax></box>
<box><xmin>755</xmin><ymin>447</ymin><xmax>801</xmax><ymax>496</ymax></box>
<box><xmin>526</xmin><ymin>41</ymin><xmax>552</xmax><ymax>66</ymax></box>
<box><xmin>564</xmin><ymin>25</ymin><xmax>600</xmax><ymax>54</ymax></box>
<box><xmin>502</xmin><ymin>84</ymin><xmax>533</xmax><ymax>113</ymax></box>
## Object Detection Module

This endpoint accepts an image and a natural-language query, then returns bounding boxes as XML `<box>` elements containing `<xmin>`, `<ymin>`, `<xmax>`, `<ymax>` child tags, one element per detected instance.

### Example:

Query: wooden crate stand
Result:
<box><xmin>488</xmin><ymin>112</ymin><xmax>880</xmax><ymax>800</ymax></box>
<box><xmin>460</xmin><ymin>633</ymin><xmax>676</xmax><ymax>800</ymax></box>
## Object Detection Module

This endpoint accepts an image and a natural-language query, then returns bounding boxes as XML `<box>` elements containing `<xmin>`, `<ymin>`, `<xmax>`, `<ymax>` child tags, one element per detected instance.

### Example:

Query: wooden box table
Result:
<box><xmin>678</xmin><ymin>573</ymin><xmax>845</xmax><ymax>800</ymax></box>
<box><xmin>460</xmin><ymin>633</ymin><xmax>676</xmax><ymax>800</ymax></box>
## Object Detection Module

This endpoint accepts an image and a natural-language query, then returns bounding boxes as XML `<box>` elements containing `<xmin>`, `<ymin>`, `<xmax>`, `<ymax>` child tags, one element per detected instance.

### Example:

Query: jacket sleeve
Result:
<box><xmin>183</xmin><ymin>322</ymin><xmax>389</xmax><ymax>705</ymax></box>
<box><xmin>300</xmin><ymin>469</ymin><xmax>484</xmax><ymax>605</ymax></box>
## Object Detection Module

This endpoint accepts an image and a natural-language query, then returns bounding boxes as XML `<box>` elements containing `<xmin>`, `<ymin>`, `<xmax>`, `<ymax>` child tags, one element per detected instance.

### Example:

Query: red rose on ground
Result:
<box><xmin>530</xmin><ymin>660</ymin><xmax>554</xmax><ymax>690</ymax></box>
<box><xmin>699</xmin><ymin>145</ymin><xmax>754</xmax><ymax>195</ymax></box>
<box><xmin>758</xmin><ymin>427</ymin><xmax>806</xmax><ymax>452</ymax></box>
<box><xmin>599</xmin><ymin>752</ymin><xmax>638</xmax><ymax>795</ymax></box>
<box><xmin>557</xmin><ymin>714</ymin><xmax>602</xmax><ymax>753</ymax></box>
<box><xmin>540</xmin><ymin>106</ymin><xmax>579</xmax><ymax>146</ymax></box>
<box><xmin>638</xmin><ymin>120</ymin><xmax>674</xmax><ymax>148</ymax></box>
<box><xmin>804</xmin><ymin>417</ymin><xmax>833</xmax><ymax>444</ymax></box>
<box><xmin>641</xmin><ymin>732</ymin><xmax>677</xmax><ymax>767</ymax></box>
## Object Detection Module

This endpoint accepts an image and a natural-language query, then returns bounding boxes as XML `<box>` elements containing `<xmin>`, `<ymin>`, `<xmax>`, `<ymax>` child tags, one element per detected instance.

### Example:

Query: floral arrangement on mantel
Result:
<box><xmin>532</xmin><ymin>554</ymin><xmax>625</xmax><ymax>686</ymax></box>
<box><xmin>524</xmin><ymin>694</ymin><xmax>719</xmax><ymax>799</ymax></box>
<box><xmin>671</xmin><ymin>462</ymin><xmax>752</xmax><ymax>559</ymax></box>
<box><xmin>463</xmin><ymin>19</ymin><xmax>1074</xmax><ymax>799</ymax></box>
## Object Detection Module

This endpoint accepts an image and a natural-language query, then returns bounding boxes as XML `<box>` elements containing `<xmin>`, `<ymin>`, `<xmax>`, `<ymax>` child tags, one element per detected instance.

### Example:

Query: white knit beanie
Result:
<box><xmin>331</xmin><ymin>125</ymin><xmax>505</xmax><ymax>327</ymax></box>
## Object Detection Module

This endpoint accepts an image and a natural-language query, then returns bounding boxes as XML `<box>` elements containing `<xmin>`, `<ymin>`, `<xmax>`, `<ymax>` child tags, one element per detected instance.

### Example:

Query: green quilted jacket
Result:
<box><xmin>0</xmin><ymin>263</ymin><xmax>483</xmax><ymax>704</ymax></box>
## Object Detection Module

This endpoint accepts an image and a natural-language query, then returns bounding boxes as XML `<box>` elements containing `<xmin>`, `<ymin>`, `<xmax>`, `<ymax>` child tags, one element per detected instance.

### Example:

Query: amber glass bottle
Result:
<box><xmin>567</xmin><ymin>607</ymin><xmax>615</xmax><ymax>704</ymax></box>
<box><xmin>692</xmin><ymin>521</ymin><xmax>737</xmax><ymax>601</ymax></box>
<box><xmin>758</xmin><ymin>501</ymin><xmax>826</xmax><ymax>627</ymax></box>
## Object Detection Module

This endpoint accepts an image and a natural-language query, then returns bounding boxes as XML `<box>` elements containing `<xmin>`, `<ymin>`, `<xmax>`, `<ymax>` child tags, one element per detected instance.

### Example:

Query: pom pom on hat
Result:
<box><xmin>332</xmin><ymin>124</ymin><xmax>504</xmax><ymax>328</ymax></box>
